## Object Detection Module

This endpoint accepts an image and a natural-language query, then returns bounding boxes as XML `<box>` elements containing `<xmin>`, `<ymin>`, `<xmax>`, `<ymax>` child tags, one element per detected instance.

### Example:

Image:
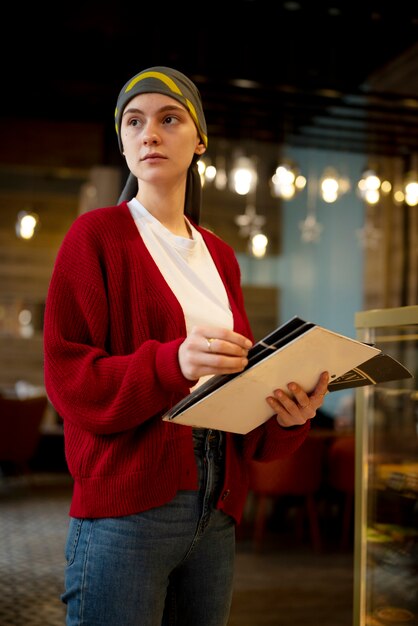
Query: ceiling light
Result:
<box><xmin>271</xmin><ymin>161</ymin><xmax>303</xmax><ymax>200</ymax></box>
<box><xmin>230</xmin><ymin>156</ymin><xmax>258</xmax><ymax>195</ymax></box>
<box><xmin>250</xmin><ymin>232</ymin><xmax>268</xmax><ymax>258</ymax></box>
<box><xmin>16</xmin><ymin>211</ymin><xmax>39</xmax><ymax>240</ymax></box>
<box><xmin>357</xmin><ymin>168</ymin><xmax>382</xmax><ymax>204</ymax></box>
<box><xmin>320</xmin><ymin>167</ymin><xmax>345</xmax><ymax>203</ymax></box>
<box><xmin>404</xmin><ymin>171</ymin><xmax>418</xmax><ymax>206</ymax></box>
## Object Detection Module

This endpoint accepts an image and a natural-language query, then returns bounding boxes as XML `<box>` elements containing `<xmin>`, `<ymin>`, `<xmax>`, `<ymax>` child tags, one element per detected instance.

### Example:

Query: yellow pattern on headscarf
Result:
<box><xmin>115</xmin><ymin>71</ymin><xmax>207</xmax><ymax>147</ymax></box>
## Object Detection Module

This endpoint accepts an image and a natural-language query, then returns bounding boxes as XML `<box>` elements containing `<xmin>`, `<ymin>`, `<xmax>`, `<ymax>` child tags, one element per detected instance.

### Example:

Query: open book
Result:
<box><xmin>162</xmin><ymin>316</ymin><xmax>413</xmax><ymax>434</ymax></box>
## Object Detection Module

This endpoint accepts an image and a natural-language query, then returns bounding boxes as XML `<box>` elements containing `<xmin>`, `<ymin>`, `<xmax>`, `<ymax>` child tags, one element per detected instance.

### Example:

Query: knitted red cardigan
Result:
<box><xmin>43</xmin><ymin>202</ymin><xmax>309</xmax><ymax>523</ymax></box>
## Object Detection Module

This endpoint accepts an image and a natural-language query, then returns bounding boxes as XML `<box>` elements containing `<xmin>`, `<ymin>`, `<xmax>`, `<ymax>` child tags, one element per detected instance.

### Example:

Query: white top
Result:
<box><xmin>128</xmin><ymin>198</ymin><xmax>233</xmax><ymax>388</ymax></box>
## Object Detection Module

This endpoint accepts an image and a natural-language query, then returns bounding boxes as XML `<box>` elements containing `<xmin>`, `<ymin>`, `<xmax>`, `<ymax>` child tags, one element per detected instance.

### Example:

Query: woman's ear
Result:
<box><xmin>195</xmin><ymin>141</ymin><xmax>206</xmax><ymax>156</ymax></box>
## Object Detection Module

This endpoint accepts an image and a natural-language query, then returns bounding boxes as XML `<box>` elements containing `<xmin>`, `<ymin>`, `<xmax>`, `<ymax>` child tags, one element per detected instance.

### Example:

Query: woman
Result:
<box><xmin>43</xmin><ymin>66</ymin><xmax>329</xmax><ymax>626</ymax></box>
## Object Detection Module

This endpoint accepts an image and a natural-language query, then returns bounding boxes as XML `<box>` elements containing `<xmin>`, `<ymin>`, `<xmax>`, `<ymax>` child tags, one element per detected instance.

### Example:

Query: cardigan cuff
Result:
<box><xmin>155</xmin><ymin>338</ymin><xmax>198</xmax><ymax>393</ymax></box>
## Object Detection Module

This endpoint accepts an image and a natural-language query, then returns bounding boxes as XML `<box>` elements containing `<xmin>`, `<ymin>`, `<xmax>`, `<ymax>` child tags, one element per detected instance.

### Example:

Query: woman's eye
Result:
<box><xmin>163</xmin><ymin>115</ymin><xmax>178</xmax><ymax>125</ymax></box>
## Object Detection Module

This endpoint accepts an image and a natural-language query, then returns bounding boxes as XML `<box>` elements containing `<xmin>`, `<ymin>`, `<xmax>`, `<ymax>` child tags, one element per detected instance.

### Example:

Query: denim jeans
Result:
<box><xmin>61</xmin><ymin>429</ymin><xmax>236</xmax><ymax>626</ymax></box>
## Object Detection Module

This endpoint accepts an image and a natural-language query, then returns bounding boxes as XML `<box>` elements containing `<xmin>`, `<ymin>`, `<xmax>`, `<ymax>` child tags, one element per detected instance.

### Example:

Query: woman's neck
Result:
<box><xmin>136</xmin><ymin>184</ymin><xmax>191</xmax><ymax>238</ymax></box>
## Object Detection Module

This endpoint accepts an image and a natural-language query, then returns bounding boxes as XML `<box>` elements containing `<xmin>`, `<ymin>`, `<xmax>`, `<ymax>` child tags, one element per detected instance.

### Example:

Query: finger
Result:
<box><xmin>313</xmin><ymin>371</ymin><xmax>330</xmax><ymax>394</ymax></box>
<box><xmin>267</xmin><ymin>393</ymin><xmax>314</xmax><ymax>427</ymax></box>
<box><xmin>287</xmin><ymin>382</ymin><xmax>310</xmax><ymax>409</ymax></box>
<box><xmin>268</xmin><ymin>389</ymin><xmax>316</xmax><ymax>420</ymax></box>
<box><xmin>203</xmin><ymin>336</ymin><xmax>250</xmax><ymax>357</ymax></box>
<box><xmin>198</xmin><ymin>327</ymin><xmax>252</xmax><ymax>351</ymax></box>
<box><xmin>286</xmin><ymin>371</ymin><xmax>330</xmax><ymax>408</ymax></box>
<box><xmin>309</xmin><ymin>371</ymin><xmax>330</xmax><ymax>405</ymax></box>
<box><xmin>310</xmin><ymin>389</ymin><xmax>328</xmax><ymax>407</ymax></box>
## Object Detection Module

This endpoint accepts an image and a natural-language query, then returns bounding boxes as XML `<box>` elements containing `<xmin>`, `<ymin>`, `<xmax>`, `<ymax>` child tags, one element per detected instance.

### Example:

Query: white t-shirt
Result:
<box><xmin>128</xmin><ymin>198</ymin><xmax>233</xmax><ymax>388</ymax></box>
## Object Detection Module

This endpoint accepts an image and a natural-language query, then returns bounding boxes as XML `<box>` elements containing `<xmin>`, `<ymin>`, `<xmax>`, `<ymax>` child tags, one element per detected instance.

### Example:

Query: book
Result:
<box><xmin>162</xmin><ymin>316</ymin><xmax>413</xmax><ymax>434</ymax></box>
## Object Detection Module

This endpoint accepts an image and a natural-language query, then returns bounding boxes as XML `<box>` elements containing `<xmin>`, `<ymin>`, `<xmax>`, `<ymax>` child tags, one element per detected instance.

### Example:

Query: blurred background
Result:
<box><xmin>0</xmin><ymin>3</ymin><xmax>417</xmax><ymax>624</ymax></box>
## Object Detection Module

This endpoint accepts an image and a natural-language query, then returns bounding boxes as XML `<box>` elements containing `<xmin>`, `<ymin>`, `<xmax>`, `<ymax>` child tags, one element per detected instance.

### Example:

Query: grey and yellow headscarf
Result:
<box><xmin>115</xmin><ymin>66</ymin><xmax>208</xmax><ymax>225</ymax></box>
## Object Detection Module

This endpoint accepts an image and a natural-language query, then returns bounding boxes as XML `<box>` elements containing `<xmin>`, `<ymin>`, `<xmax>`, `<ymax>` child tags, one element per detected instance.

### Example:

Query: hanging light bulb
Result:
<box><xmin>250</xmin><ymin>232</ymin><xmax>268</xmax><ymax>258</ymax></box>
<box><xmin>271</xmin><ymin>160</ymin><xmax>305</xmax><ymax>200</ymax></box>
<box><xmin>295</xmin><ymin>174</ymin><xmax>307</xmax><ymax>190</ymax></box>
<box><xmin>357</xmin><ymin>168</ymin><xmax>382</xmax><ymax>204</ymax></box>
<box><xmin>393</xmin><ymin>189</ymin><xmax>405</xmax><ymax>204</ymax></box>
<box><xmin>404</xmin><ymin>171</ymin><xmax>418</xmax><ymax>206</ymax></box>
<box><xmin>319</xmin><ymin>168</ymin><xmax>339</xmax><ymax>203</ymax></box>
<box><xmin>205</xmin><ymin>164</ymin><xmax>217</xmax><ymax>182</ymax></box>
<box><xmin>321</xmin><ymin>176</ymin><xmax>339</xmax><ymax>203</ymax></box>
<box><xmin>380</xmin><ymin>180</ymin><xmax>392</xmax><ymax>194</ymax></box>
<box><xmin>16</xmin><ymin>210</ymin><xmax>39</xmax><ymax>240</ymax></box>
<box><xmin>230</xmin><ymin>156</ymin><xmax>258</xmax><ymax>195</ymax></box>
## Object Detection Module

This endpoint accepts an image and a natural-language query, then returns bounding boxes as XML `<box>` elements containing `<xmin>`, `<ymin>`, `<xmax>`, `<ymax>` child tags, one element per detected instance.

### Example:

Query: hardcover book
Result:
<box><xmin>162</xmin><ymin>316</ymin><xmax>412</xmax><ymax>434</ymax></box>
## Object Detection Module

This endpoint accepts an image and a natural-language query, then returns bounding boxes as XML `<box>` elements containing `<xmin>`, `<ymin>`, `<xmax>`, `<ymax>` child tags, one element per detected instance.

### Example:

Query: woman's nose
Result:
<box><xmin>143</xmin><ymin>134</ymin><xmax>160</xmax><ymax>145</ymax></box>
<box><xmin>143</xmin><ymin>123</ymin><xmax>160</xmax><ymax>145</ymax></box>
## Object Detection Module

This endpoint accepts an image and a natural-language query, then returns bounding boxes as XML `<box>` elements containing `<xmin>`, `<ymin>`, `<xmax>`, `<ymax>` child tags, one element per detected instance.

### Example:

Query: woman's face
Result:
<box><xmin>121</xmin><ymin>92</ymin><xmax>206</xmax><ymax>186</ymax></box>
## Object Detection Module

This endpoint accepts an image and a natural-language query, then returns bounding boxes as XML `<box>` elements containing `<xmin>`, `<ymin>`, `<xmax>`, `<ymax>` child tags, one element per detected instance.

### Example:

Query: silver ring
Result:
<box><xmin>206</xmin><ymin>337</ymin><xmax>215</xmax><ymax>351</ymax></box>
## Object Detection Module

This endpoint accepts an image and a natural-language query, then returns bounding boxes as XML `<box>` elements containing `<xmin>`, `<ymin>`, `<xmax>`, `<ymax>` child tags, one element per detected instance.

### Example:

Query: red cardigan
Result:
<box><xmin>43</xmin><ymin>202</ymin><xmax>309</xmax><ymax>523</ymax></box>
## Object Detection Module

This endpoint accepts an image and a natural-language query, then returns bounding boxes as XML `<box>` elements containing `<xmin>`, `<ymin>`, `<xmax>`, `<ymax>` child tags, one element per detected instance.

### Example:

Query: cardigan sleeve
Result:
<box><xmin>43</xmin><ymin>215</ymin><xmax>194</xmax><ymax>436</ymax></box>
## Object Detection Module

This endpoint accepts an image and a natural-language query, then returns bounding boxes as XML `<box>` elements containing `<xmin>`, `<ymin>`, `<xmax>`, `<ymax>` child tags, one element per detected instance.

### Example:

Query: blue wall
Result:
<box><xmin>237</xmin><ymin>147</ymin><xmax>366</xmax><ymax>415</ymax></box>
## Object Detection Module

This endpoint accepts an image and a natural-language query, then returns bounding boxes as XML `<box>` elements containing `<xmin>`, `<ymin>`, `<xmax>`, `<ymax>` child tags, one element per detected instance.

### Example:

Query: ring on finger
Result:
<box><xmin>206</xmin><ymin>337</ymin><xmax>215</xmax><ymax>351</ymax></box>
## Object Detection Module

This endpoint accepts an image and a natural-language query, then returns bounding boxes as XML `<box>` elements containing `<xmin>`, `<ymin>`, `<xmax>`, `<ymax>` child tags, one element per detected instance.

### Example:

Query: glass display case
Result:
<box><xmin>353</xmin><ymin>306</ymin><xmax>418</xmax><ymax>626</ymax></box>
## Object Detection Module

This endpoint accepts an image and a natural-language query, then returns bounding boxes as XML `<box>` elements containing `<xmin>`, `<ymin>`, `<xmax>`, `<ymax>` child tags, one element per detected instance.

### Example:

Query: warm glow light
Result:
<box><xmin>394</xmin><ymin>190</ymin><xmax>405</xmax><ymax>203</ymax></box>
<box><xmin>404</xmin><ymin>178</ymin><xmax>418</xmax><ymax>206</ymax></box>
<box><xmin>274</xmin><ymin>166</ymin><xmax>295</xmax><ymax>186</ymax></box>
<box><xmin>295</xmin><ymin>175</ymin><xmax>307</xmax><ymax>189</ymax></box>
<box><xmin>18</xmin><ymin>309</ymin><xmax>32</xmax><ymax>325</ymax></box>
<box><xmin>16</xmin><ymin>211</ymin><xmax>39</xmax><ymax>240</ymax></box>
<box><xmin>270</xmin><ymin>162</ymin><xmax>301</xmax><ymax>199</ymax></box>
<box><xmin>380</xmin><ymin>180</ymin><xmax>392</xmax><ymax>193</ymax></box>
<box><xmin>278</xmin><ymin>185</ymin><xmax>296</xmax><ymax>199</ymax></box>
<box><xmin>405</xmin><ymin>181</ymin><xmax>418</xmax><ymax>195</ymax></box>
<box><xmin>364</xmin><ymin>174</ymin><xmax>381</xmax><ymax>190</ymax></box>
<box><xmin>319</xmin><ymin>168</ymin><xmax>348</xmax><ymax>203</ymax></box>
<box><xmin>250</xmin><ymin>233</ymin><xmax>268</xmax><ymax>257</ymax></box>
<box><xmin>230</xmin><ymin>157</ymin><xmax>257</xmax><ymax>195</ymax></box>
<box><xmin>321</xmin><ymin>176</ymin><xmax>339</xmax><ymax>202</ymax></box>
<box><xmin>18</xmin><ymin>308</ymin><xmax>34</xmax><ymax>338</ymax></box>
<box><xmin>364</xmin><ymin>189</ymin><xmax>380</xmax><ymax>204</ymax></box>
<box><xmin>358</xmin><ymin>169</ymin><xmax>382</xmax><ymax>204</ymax></box>
<box><xmin>205</xmin><ymin>165</ymin><xmax>217</xmax><ymax>181</ymax></box>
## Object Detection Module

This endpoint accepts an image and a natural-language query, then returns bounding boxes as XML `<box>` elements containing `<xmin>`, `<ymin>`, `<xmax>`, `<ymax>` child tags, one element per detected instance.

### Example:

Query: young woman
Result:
<box><xmin>43</xmin><ymin>66</ymin><xmax>329</xmax><ymax>626</ymax></box>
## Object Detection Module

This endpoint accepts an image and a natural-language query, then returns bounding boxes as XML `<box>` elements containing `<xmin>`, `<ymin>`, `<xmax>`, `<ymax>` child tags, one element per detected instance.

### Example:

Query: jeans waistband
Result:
<box><xmin>192</xmin><ymin>428</ymin><xmax>223</xmax><ymax>453</ymax></box>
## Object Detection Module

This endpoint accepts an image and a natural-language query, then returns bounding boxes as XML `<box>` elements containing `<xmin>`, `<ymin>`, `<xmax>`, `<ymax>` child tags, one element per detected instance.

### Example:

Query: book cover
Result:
<box><xmin>162</xmin><ymin>317</ymin><xmax>412</xmax><ymax>434</ymax></box>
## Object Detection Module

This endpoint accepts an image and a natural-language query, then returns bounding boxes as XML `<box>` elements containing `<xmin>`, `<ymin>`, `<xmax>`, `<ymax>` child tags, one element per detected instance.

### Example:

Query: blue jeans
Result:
<box><xmin>62</xmin><ymin>429</ymin><xmax>236</xmax><ymax>626</ymax></box>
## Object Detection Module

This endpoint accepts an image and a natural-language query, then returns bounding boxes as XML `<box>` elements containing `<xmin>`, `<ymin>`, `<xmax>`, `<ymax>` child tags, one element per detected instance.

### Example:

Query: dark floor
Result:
<box><xmin>0</xmin><ymin>473</ymin><xmax>354</xmax><ymax>626</ymax></box>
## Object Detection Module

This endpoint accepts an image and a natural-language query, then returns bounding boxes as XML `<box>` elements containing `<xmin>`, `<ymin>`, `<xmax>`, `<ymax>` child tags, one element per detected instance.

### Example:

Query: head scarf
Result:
<box><xmin>115</xmin><ymin>66</ymin><xmax>208</xmax><ymax>224</ymax></box>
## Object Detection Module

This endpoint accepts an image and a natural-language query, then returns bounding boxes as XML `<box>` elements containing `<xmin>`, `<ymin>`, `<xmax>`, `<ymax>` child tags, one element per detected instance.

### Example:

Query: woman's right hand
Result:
<box><xmin>178</xmin><ymin>326</ymin><xmax>252</xmax><ymax>382</ymax></box>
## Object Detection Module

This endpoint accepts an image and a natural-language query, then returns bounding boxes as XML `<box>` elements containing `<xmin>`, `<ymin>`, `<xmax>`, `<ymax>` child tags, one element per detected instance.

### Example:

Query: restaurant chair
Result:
<box><xmin>247</xmin><ymin>435</ymin><xmax>326</xmax><ymax>552</ymax></box>
<box><xmin>0</xmin><ymin>394</ymin><xmax>47</xmax><ymax>475</ymax></box>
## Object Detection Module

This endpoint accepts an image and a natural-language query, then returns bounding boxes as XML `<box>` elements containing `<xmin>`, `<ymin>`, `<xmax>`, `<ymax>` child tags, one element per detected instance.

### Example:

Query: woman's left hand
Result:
<box><xmin>266</xmin><ymin>371</ymin><xmax>330</xmax><ymax>428</ymax></box>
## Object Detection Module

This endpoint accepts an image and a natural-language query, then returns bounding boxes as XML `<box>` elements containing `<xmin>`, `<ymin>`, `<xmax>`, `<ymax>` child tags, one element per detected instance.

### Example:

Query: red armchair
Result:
<box><xmin>0</xmin><ymin>395</ymin><xmax>47</xmax><ymax>474</ymax></box>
